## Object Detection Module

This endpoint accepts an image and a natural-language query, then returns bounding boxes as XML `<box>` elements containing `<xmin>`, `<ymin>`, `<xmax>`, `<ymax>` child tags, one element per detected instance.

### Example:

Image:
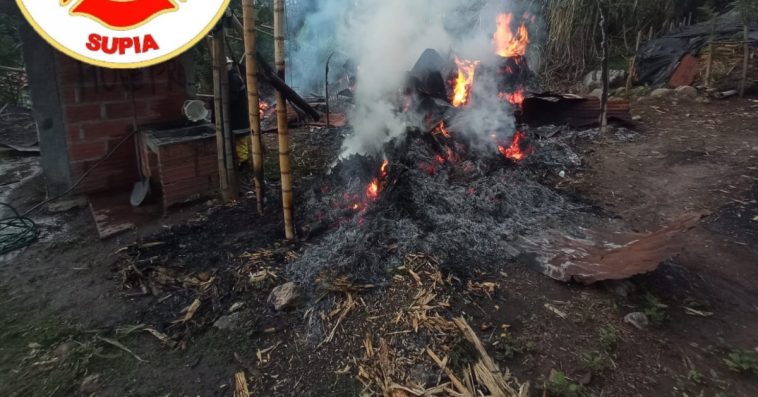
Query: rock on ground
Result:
<box><xmin>675</xmin><ymin>85</ymin><xmax>698</xmax><ymax>99</ymax></box>
<box><xmin>268</xmin><ymin>282</ymin><xmax>301</xmax><ymax>311</ymax></box>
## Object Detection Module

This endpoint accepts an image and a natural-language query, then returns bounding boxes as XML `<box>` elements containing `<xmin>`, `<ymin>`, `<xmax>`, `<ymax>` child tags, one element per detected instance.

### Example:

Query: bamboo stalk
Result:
<box><xmin>212</xmin><ymin>30</ymin><xmax>231</xmax><ymax>201</ymax></box>
<box><xmin>740</xmin><ymin>24</ymin><xmax>749</xmax><ymax>98</ymax></box>
<box><xmin>626</xmin><ymin>30</ymin><xmax>642</xmax><ymax>98</ymax></box>
<box><xmin>596</xmin><ymin>0</ymin><xmax>609</xmax><ymax>133</ymax></box>
<box><xmin>242</xmin><ymin>0</ymin><xmax>265</xmax><ymax>215</ymax></box>
<box><xmin>219</xmin><ymin>29</ymin><xmax>240</xmax><ymax>202</ymax></box>
<box><xmin>274</xmin><ymin>0</ymin><xmax>294</xmax><ymax>240</ymax></box>
<box><xmin>705</xmin><ymin>15</ymin><xmax>717</xmax><ymax>88</ymax></box>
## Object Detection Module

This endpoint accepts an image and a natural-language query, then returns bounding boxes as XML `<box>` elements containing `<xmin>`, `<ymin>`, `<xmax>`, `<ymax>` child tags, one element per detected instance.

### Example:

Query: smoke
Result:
<box><xmin>287</xmin><ymin>0</ymin><xmax>533</xmax><ymax>158</ymax></box>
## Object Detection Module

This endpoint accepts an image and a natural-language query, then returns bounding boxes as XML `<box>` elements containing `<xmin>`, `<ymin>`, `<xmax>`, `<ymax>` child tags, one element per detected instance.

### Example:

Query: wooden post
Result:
<box><xmin>242</xmin><ymin>0</ymin><xmax>265</xmax><ymax>214</ymax></box>
<box><xmin>740</xmin><ymin>24</ymin><xmax>749</xmax><ymax>98</ymax></box>
<box><xmin>212</xmin><ymin>29</ymin><xmax>232</xmax><ymax>202</ymax></box>
<box><xmin>597</xmin><ymin>0</ymin><xmax>609</xmax><ymax>133</ymax></box>
<box><xmin>274</xmin><ymin>0</ymin><xmax>295</xmax><ymax>240</ymax></box>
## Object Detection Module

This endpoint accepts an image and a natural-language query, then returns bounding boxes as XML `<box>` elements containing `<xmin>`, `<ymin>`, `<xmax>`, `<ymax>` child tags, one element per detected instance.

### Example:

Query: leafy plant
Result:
<box><xmin>687</xmin><ymin>369</ymin><xmax>705</xmax><ymax>383</ymax></box>
<box><xmin>723</xmin><ymin>349</ymin><xmax>758</xmax><ymax>374</ymax></box>
<box><xmin>599</xmin><ymin>325</ymin><xmax>620</xmax><ymax>352</ymax></box>
<box><xmin>546</xmin><ymin>370</ymin><xmax>590</xmax><ymax>397</ymax></box>
<box><xmin>642</xmin><ymin>293</ymin><xmax>669</xmax><ymax>325</ymax></box>
<box><xmin>582</xmin><ymin>350</ymin><xmax>611</xmax><ymax>372</ymax></box>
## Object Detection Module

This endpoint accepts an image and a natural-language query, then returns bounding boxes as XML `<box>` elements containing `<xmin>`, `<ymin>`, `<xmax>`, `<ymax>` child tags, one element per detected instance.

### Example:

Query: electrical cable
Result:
<box><xmin>0</xmin><ymin>202</ymin><xmax>38</xmax><ymax>255</ymax></box>
<box><xmin>0</xmin><ymin>129</ymin><xmax>138</xmax><ymax>255</ymax></box>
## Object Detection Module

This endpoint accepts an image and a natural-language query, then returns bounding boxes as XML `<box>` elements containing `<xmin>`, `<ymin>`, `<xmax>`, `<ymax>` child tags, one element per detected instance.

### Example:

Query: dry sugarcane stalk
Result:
<box><xmin>219</xmin><ymin>26</ymin><xmax>240</xmax><ymax>201</ymax></box>
<box><xmin>242</xmin><ymin>0</ymin><xmax>265</xmax><ymax>215</ymax></box>
<box><xmin>740</xmin><ymin>24</ymin><xmax>749</xmax><ymax>98</ymax></box>
<box><xmin>274</xmin><ymin>0</ymin><xmax>295</xmax><ymax>240</ymax></box>
<box><xmin>212</xmin><ymin>29</ymin><xmax>231</xmax><ymax>201</ymax></box>
<box><xmin>234</xmin><ymin>372</ymin><xmax>250</xmax><ymax>397</ymax></box>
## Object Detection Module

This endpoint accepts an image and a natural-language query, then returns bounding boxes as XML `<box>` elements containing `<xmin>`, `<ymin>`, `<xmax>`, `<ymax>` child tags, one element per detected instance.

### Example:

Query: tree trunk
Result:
<box><xmin>274</xmin><ymin>0</ymin><xmax>295</xmax><ymax>240</ymax></box>
<box><xmin>242</xmin><ymin>0</ymin><xmax>265</xmax><ymax>214</ymax></box>
<box><xmin>212</xmin><ymin>30</ymin><xmax>231</xmax><ymax>202</ymax></box>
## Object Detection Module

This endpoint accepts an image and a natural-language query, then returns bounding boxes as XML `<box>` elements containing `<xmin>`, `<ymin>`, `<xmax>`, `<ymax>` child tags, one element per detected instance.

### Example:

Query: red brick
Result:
<box><xmin>64</xmin><ymin>104</ymin><xmax>103</xmax><ymax>124</ymax></box>
<box><xmin>104</xmin><ymin>101</ymin><xmax>148</xmax><ymax>119</ymax></box>
<box><xmin>148</xmin><ymin>95</ymin><xmax>186</xmax><ymax>120</ymax></box>
<box><xmin>69</xmin><ymin>141</ymin><xmax>107</xmax><ymax>161</ymax></box>
<box><xmin>80</xmin><ymin>119</ymin><xmax>134</xmax><ymax>140</ymax></box>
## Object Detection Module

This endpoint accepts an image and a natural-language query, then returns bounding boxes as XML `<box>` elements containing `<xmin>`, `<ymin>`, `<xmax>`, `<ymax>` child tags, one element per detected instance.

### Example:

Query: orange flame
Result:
<box><xmin>494</xmin><ymin>13</ymin><xmax>529</xmax><ymax>58</ymax></box>
<box><xmin>498</xmin><ymin>89</ymin><xmax>525</xmax><ymax>107</ymax></box>
<box><xmin>434</xmin><ymin>121</ymin><xmax>451</xmax><ymax>138</ymax></box>
<box><xmin>259</xmin><ymin>101</ymin><xmax>270</xmax><ymax>119</ymax></box>
<box><xmin>498</xmin><ymin>131</ymin><xmax>533</xmax><ymax>161</ymax></box>
<box><xmin>365</xmin><ymin>160</ymin><xmax>390</xmax><ymax>201</ymax></box>
<box><xmin>452</xmin><ymin>58</ymin><xmax>479</xmax><ymax>108</ymax></box>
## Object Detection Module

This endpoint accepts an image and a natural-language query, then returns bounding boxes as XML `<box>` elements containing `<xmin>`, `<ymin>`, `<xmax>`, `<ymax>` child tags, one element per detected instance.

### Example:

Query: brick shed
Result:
<box><xmin>19</xmin><ymin>20</ymin><xmax>212</xmax><ymax>209</ymax></box>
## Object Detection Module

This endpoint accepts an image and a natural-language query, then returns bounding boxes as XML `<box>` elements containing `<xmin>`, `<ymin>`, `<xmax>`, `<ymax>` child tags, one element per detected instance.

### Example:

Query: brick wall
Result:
<box><xmin>56</xmin><ymin>53</ymin><xmax>190</xmax><ymax>194</ymax></box>
<box><xmin>154</xmin><ymin>137</ymin><xmax>219</xmax><ymax>208</ymax></box>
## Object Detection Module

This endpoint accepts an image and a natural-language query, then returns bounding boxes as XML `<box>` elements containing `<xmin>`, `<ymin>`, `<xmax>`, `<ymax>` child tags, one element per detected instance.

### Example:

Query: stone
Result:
<box><xmin>650</xmin><ymin>88</ymin><xmax>674</xmax><ymax>98</ymax></box>
<box><xmin>268</xmin><ymin>282</ymin><xmax>301</xmax><ymax>311</ymax></box>
<box><xmin>588</xmin><ymin>88</ymin><xmax>603</xmax><ymax>98</ymax></box>
<box><xmin>674</xmin><ymin>85</ymin><xmax>697</xmax><ymax>99</ymax></box>
<box><xmin>213</xmin><ymin>312</ymin><xmax>243</xmax><ymax>330</ymax></box>
<box><xmin>632</xmin><ymin>115</ymin><xmax>643</xmax><ymax>121</ymax></box>
<box><xmin>695</xmin><ymin>97</ymin><xmax>711</xmax><ymax>104</ymax></box>
<box><xmin>624</xmin><ymin>312</ymin><xmax>649</xmax><ymax>330</ymax></box>
<box><xmin>584</xmin><ymin>69</ymin><xmax>627</xmax><ymax>90</ymax></box>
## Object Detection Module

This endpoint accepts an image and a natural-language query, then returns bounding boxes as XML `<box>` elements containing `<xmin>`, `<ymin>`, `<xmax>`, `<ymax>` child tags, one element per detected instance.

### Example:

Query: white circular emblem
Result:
<box><xmin>16</xmin><ymin>0</ymin><xmax>230</xmax><ymax>68</ymax></box>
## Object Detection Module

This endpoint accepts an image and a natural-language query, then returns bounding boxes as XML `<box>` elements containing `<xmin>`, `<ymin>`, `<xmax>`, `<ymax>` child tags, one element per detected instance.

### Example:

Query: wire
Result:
<box><xmin>0</xmin><ymin>203</ymin><xmax>37</xmax><ymax>255</ymax></box>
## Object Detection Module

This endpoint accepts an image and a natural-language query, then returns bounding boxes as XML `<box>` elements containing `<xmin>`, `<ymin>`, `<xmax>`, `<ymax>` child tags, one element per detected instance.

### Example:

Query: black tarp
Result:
<box><xmin>635</xmin><ymin>11</ymin><xmax>758</xmax><ymax>86</ymax></box>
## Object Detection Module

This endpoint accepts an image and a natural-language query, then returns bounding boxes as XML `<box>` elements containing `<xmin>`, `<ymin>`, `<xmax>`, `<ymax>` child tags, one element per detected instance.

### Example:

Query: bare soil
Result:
<box><xmin>2</xmin><ymin>96</ymin><xmax>758</xmax><ymax>397</ymax></box>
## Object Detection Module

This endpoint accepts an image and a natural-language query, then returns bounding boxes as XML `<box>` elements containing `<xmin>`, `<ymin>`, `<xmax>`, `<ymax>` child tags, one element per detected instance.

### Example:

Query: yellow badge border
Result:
<box><xmin>15</xmin><ymin>0</ymin><xmax>231</xmax><ymax>69</ymax></box>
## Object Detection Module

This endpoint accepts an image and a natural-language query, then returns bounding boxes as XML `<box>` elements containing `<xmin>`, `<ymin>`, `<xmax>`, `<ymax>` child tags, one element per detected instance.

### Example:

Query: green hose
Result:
<box><xmin>0</xmin><ymin>202</ymin><xmax>38</xmax><ymax>255</ymax></box>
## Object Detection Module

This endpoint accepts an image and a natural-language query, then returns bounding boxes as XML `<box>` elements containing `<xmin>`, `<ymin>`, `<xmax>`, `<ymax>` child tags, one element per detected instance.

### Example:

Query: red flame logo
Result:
<box><xmin>62</xmin><ymin>0</ymin><xmax>179</xmax><ymax>29</ymax></box>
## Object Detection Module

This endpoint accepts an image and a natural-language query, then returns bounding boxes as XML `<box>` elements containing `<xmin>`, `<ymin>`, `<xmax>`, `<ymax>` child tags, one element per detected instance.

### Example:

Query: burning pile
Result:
<box><xmin>287</xmin><ymin>11</ymin><xmax>675</xmax><ymax>287</ymax></box>
<box><xmin>289</xmin><ymin>13</ymin><xmax>577</xmax><ymax>283</ymax></box>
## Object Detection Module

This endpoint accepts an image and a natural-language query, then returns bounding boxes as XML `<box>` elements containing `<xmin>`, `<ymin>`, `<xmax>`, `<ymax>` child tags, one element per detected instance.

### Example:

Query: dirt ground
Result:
<box><xmin>2</xmin><ymin>95</ymin><xmax>758</xmax><ymax>397</ymax></box>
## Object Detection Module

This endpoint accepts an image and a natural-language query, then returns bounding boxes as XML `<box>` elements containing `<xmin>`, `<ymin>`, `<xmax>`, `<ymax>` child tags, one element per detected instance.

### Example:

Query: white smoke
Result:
<box><xmin>287</xmin><ymin>0</ymin><xmax>531</xmax><ymax>158</ymax></box>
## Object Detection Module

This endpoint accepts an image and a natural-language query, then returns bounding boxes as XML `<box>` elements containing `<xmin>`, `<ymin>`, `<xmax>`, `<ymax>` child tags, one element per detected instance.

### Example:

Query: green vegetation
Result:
<box><xmin>546</xmin><ymin>370</ymin><xmax>590</xmax><ymax>397</ymax></box>
<box><xmin>642</xmin><ymin>293</ymin><xmax>669</xmax><ymax>326</ymax></box>
<box><xmin>723</xmin><ymin>349</ymin><xmax>758</xmax><ymax>374</ymax></box>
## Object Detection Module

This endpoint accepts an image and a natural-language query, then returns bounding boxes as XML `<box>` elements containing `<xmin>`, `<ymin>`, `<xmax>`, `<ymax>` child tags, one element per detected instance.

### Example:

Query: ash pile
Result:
<box><xmin>289</xmin><ymin>45</ymin><xmax>596</xmax><ymax>286</ymax></box>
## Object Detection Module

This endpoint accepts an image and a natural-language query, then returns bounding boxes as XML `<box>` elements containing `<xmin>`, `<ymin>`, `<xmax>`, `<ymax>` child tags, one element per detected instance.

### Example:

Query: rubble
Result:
<box><xmin>268</xmin><ymin>282</ymin><xmax>301</xmax><ymax>311</ymax></box>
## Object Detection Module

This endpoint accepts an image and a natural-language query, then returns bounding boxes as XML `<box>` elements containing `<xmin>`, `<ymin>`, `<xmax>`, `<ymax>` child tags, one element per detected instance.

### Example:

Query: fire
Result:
<box><xmin>364</xmin><ymin>160</ymin><xmax>390</xmax><ymax>202</ymax></box>
<box><xmin>451</xmin><ymin>58</ymin><xmax>479</xmax><ymax>108</ymax></box>
<box><xmin>366</xmin><ymin>179</ymin><xmax>380</xmax><ymax>200</ymax></box>
<box><xmin>434</xmin><ymin>121</ymin><xmax>451</xmax><ymax>138</ymax></box>
<box><xmin>493</xmin><ymin>13</ymin><xmax>529</xmax><ymax>58</ymax></box>
<box><xmin>498</xmin><ymin>131</ymin><xmax>533</xmax><ymax>162</ymax></box>
<box><xmin>498</xmin><ymin>88</ymin><xmax>525</xmax><ymax>107</ymax></box>
<box><xmin>259</xmin><ymin>101</ymin><xmax>270</xmax><ymax>119</ymax></box>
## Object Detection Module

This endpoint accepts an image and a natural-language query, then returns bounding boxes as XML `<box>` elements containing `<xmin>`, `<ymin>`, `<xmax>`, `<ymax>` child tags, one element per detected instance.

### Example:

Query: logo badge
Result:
<box><xmin>17</xmin><ymin>0</ymin><xmax>230</xmax><ymax>68</ymax></box>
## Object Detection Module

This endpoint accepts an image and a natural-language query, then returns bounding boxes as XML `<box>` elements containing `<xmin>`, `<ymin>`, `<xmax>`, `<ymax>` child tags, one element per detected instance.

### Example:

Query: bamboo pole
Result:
<box><xmin>705</xmin><ymin>15</ymin><xmax>717</xmax><ymax>88</ymax></box>
<box><xmin>596</xmin><ymin>0</ymin><xmax>609</xmax><ymax>133</ymax></box>
<box><xmin>212</xmin><ymin>30</ymin><xmax>231</xmax><ymax>201</ymax></box>
<box><xmin>274</xmin><ymin>0</ymin><xmax>295</xmax><ymax>240</ymax></box>
<box><xmin>242</xmin><ymin>0</ymin><xmax>265</xmax><ymax>215</ymax></box>
<box><xmin>220</xmin><ymin>28</ymin><xmax>240</xmax><ymax>201</ymax></box>
<box><xmin>739</xmin><ymin>24</ymin><xmax>749</xmax><ymax>98</ymax></box>
<box><xmin>626</xmin><ymin>30</ymin><xmax>642</xmax><ymax>98</ymax></box>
